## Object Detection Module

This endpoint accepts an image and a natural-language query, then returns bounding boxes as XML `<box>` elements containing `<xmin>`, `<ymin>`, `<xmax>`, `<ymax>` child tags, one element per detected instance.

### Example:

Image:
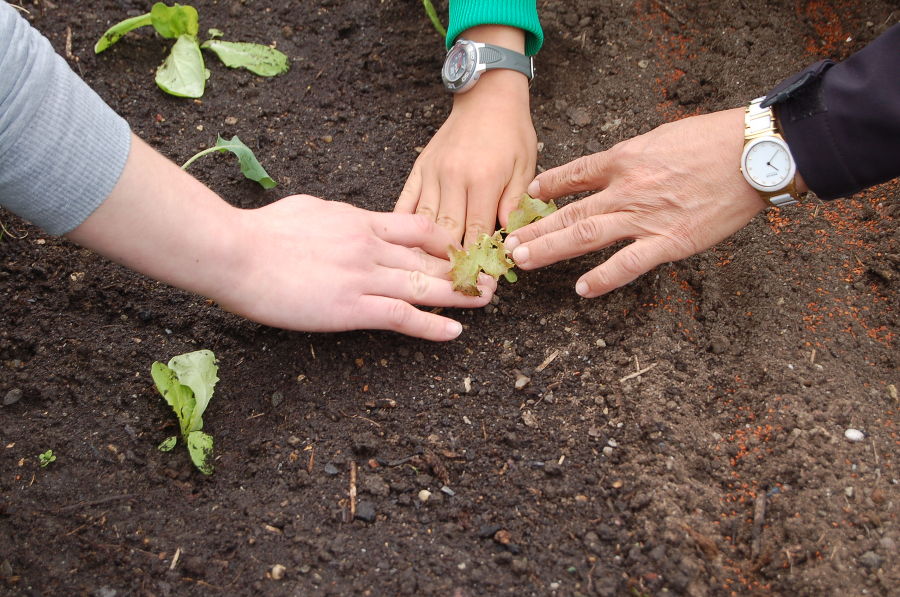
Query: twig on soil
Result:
<box><xmin>535</xmin><ymin>349</ymin><xmax>560</xmax><ymax>373</ymax></box>
<box><xmin>306</xmin><ymin>444</ymin><xmax>315</xmax><ymax>474</ymax></box>
<box><xmin>619</xmin><ymin>362</ymin><xmax>657</xmax><ymax>383</ymax></box>
<box><xmin>345</xmin><ymin>460</ymin><xmax>358</xmax><ymax>523</ymax></box>
<box><xmin>170</xmin><ymin>547</ymin><xmax>182</xmax><ymax>571</ymax></box>
<box><xmin>55</xmin><ymin>493</ymin><xmax>136</xmax><ymax>514</ymax></box>
<box><xmin>751</xmin><ymin>492</ymin><xmax>767</xmax><ymax>559</ymax></box>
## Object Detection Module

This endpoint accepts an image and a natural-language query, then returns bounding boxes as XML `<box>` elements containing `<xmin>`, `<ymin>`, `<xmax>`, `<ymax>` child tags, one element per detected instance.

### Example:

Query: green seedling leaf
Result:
<box><xmin>182</xmin><ymin>135</ymin><xmax>277</xmax><ymax>189</ymax></box>
<box><xmin>151</xmin><ymin>349</ymin><xmax>219</xmax><ymax>475</ymax></box>
<box><xmin>38</xmin><ymin>449</ymin><xmax>56</xmax><ymax>468</ymax></box>
<box><xmin>201</xmin><ymin>40</ymin><xmax>290</xmax><ymax>77</ymax></box>
<box><xmin>155</xmin><ymin>34</ymin><xmax>209</xmax><ymax>98</ymax></box>
<box><xmin>167</xmin><ymin>350</ymin><xmax>219</xmax><ymax>433</ymax></box>
<box><xmin>187</xmin><ymin>431</ymin><xmax>214</xmax><ymax>475</ymax></box>
<box><xmin>95</xmin><ymin>13</ymin><xmax>153</xmax><ymax>53</ymax></box>
<box><xmin>158</xmin><ymin>436</ymin><xmax>177</xmax><ymax>451</ymax></box>
<box><xmin>505</xmin><ymin>194</ymin><xmax>558</xmax><ymax>233</ymax></box>
<box><xmin>448</xmin><ymin>231</ymin><xmax>514</xmax><ymax>296</ymax></box>
<box><xmin>207</xmin><ymin>28</ymin><xmax>224</xmax><ymax>39</ymax></box>
<box><xmin>150</xmin><ymin>2</ymin><xmax>199</xmax><ymax>39</ymax></box>
<box><xmin>422</xmin><ymin>0</ymin><xmax>447</xmax><ymax>38</ymax></box>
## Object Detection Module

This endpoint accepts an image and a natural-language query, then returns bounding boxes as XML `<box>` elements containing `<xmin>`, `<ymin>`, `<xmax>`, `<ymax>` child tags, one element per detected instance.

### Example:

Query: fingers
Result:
<box><xmin>576</xmin><ymin>238</ymin><xmax>674</xmax><ymax>298</ymax></box>
<box><xmin>462</xmin><ymin>183</ymin><xmax>501</xmax><ymax>248</ymax></box>
<box><xmin>506</xmin><ymin>194</ymin><xmax>618</xmax><ymax>264</ymax></box>
<box><xmin>369</xmin><ymin>212</ymin><xmax>463</xmax><ymax>258</ymax></box>
<box><xmin>435</xmin><ymin>179</ymin><xmax>467</xmax><ymax>243</ymax></box>
<box><xmin>497</xmin><ymin>159</ymin><xmax>537</xmax><ymax>230</ymax></box>
<box><xmin>527</xmin><ymin>150</ymin><xmax>615</xmax><ymax>200</ymax></box>
<box><xmin>395</xmin><ymin>165</ymin><xmax>422</xmax><ymax>214</ymax></box>
<box><xmin>370</xmin><ymin>265</ymin><xmax>495</xmax><ymax>308</ymax></box>
<box><xmin>353</xmin><ymin>295</ymin><xmax>468</xmax><ymax>341</ymax></box>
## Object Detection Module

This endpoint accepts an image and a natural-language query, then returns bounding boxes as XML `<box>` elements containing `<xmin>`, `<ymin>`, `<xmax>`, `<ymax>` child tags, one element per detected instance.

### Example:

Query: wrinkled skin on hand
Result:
<box><xmin>506</xmin><ymin>109</ymin><xmax>776</xmax><ymax>297</ymax></box>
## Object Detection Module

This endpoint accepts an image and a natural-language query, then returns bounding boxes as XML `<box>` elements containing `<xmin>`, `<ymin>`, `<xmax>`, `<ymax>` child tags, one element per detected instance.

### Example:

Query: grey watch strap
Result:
<box><xmin>478</xmin><ymin>43</ymin><xmax>533</xmax><ymax>79</ymax></box>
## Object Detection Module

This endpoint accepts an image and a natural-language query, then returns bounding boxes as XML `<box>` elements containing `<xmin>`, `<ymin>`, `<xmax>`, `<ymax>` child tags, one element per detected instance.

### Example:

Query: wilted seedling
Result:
<box><xmin>448</xmin><ymin>194</ymin><xmax>557</xmax><ymax>296</ymax></box>
<box><xmin>95</xmin><ymin>2</ymin><xmax>289</xmax><ymax>98</ymax></box>
<box><xmin>182</xmin><ymin>135</ymin><xmax>277</xmax><ymax>189</ymax></box>
<box><xmin>151</xmin><ymin>349</ymin><xmax>220</xmax><ymax>475</ymax></box>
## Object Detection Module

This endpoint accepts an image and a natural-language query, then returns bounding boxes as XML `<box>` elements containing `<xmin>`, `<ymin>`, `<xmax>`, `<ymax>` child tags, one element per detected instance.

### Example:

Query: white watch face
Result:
<box><xmin>742</xmin><ymin>137</ymin><xmax>796</xmax><ymax>191</ymax></box>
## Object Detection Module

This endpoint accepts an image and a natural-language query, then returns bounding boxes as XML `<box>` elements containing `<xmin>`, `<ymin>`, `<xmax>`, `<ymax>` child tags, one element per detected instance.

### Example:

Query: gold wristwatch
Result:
<box><xmin>740</xmin><ymin>97</ymin><xmax>804</xmax><ymax>208</ymax></box>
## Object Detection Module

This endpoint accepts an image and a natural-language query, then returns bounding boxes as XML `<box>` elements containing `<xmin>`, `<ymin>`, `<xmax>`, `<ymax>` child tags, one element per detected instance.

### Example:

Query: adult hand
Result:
<box><xmin>220</xmin><ymin>196</ymin><xmax>496</xmax><ymax>340</ymax></box>
<box><xmin>395</xmin><ymin>26</ymin><xmax>536</xmax><ymax>247</ymax></box>
<box><xmin>506</xmin><ymin>108</ymin><xmax>782</xmax><ymax>297</ymax></box>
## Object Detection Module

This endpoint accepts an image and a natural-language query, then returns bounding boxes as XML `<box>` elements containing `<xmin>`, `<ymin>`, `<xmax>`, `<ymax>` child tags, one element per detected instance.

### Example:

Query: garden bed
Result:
<box><xmin>1</xmin><ymin>1</ymin><xmax>897</xmax><ymax>595</ymax></box>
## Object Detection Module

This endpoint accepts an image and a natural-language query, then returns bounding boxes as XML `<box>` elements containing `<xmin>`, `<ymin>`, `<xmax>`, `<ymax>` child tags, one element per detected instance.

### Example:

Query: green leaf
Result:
<box><xmin>187</xmin><ymin>431</ymin><xmax>214</xmax><ymax>475</ymax></box>
<box><xmin>505</xmin><ymin>194</ymin><xmax>557</xmax><ymax>233</ymax></box>
<box><xmin>167</xmin><ymin>349</ymin><xmax>219</xmax><ymax>433</ymax></box>
<box><xmin>94</xmin><ymin>12</ymin><xmax>153</xmax><ymax>54</ymax></box>
<box><xmin>158</xmin><ymin>436</ymin><xmax>177</xmax><ymax>451</ymax></box>
<box><xmin>422</xmin><ymin>0</ymin><xmax>447</xmax><ymax>38</ymax></box>
<box><xmin>150</xmin><ymin>2</ymin><xmax>199</xmax><ymax>39</ymax></box>
<box><xmin>38</xmin><ymin>449</ymin><xmax>56</xmax><ymax>468</ymax></box>
<box><xmin>207</xmin><ymin>28</ymin><xmax>224</xmax><ymax>39</ymax></box>
<box><xmin>448</xmin><ymin>231</ymin><xmax>514</xmax><ymax>296</ymax></box>
<box><xmin>200</xmin><ymin>40</ymin><xmax>290</xmax><ymax>77</ymax></box>
<box><xmin>151</xmin><ymin>361</ymin><xmax>196</xmax><ymax>437</ymax></box>
<box><xmin>217</xmin><ymin>135</ymin><xmax>278</xmax><ymax>189</ymax></box>
<box><xmin>155</xmin><ymin>35</ymin><xmax>209</xmax><ymax>98</ymax></box>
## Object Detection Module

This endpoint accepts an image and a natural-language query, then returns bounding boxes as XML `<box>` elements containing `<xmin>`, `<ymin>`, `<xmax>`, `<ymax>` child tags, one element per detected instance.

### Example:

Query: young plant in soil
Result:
<box><xmin>38</xmin><ymin>449</ymin><xmax>56</xmax><ymax>468</ymax></box>
<box><xmin>95</xmin><ymin>2</ymin><xmax>289</xmax><ymax>98</ymax></box>
<box><xmin>151</xmin><ymin>349</ymin><xmax>220</xmax><ymax>475</ymax></box>
<box><xmin>449</xmin><ymin>194</ymin><xmax>556</xmax><ymax>296</ymax></box>
<box><xmin>181</xmin><ymin>135</ymin><xmax>277</xmax><ymax>189</ymax></box>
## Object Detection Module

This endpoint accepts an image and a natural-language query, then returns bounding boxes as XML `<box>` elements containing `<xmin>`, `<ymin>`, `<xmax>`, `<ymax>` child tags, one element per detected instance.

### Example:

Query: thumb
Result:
<box><xmin>528</xmin><ymin>150</ymin><xmax>614</xmax><ymax>200</ymax></box>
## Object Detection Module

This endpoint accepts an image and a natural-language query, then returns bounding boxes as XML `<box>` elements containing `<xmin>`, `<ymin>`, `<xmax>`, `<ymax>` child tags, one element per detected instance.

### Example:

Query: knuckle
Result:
<box><xmin>571</xmin><ymin>217</ymin><xmax>601</xmax><ymax>246</ymax></box>
<box><xmin>435</xmin><ymin>215</ymin><xmax>461</xmax><ymax>232</ymax></box>
<box><xmin>415</xmin><ymin>205</ymin><xmax>437</xmax><ymax>220</ymax></box>
<box><xmin>557</xmin><ymin>202</ymin><xmax>584</xmax><ymax>229</ymax></box>
<box><xmin>618</xmin><ymin>247</ymin><xmax>647</xmax><ymax>277</ymax></box>
<box><xmin>465</xmin><ymin>221</ymin><xmax>490</xmax><ymax>241</ymax></box>
<box><xmin>386</xmin><ymin>300</ymin><xmax>415</xmax><ymax>329</ymax></box>
<box><xmin>407</xmin><ymin>270</ymin><xmax>430</xmax><ymax>301</ymax></box>
<box><xmin>566</xmin><ymin>156</ymin><xmax>596</xmax><ymax>188</ymax></box>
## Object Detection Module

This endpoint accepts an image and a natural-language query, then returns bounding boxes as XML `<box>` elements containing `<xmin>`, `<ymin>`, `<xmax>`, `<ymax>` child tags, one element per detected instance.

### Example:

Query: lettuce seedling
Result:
<box><xmin>38</xmin><ymin>450</ymin><xmax>56</xmax><ymax>468</ymax></box>
<box><xmin>151</xmin><ymin>349</ymin><xmax>220</xmax><ymax>475</ymax></box>
<box><xmin>182</xmin><ymin>135</ymin><xmax>277</xmax><ymax>189</ymax></box>
<box><xmin>95</xmin><ymin>2</ymin><xmax>289</xmax><ymax>98</ymax></box>
<box><xmin>448</xmin><ymin>194</ymin><xmax>557</xmax><ymax>296</ymax></box>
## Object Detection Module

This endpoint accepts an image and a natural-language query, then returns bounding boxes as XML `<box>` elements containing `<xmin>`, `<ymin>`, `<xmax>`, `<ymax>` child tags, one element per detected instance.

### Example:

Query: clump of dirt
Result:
<box><xmin>1</xmin><ymin>1</ymin><xmax>897</xmax><ymax>595</ymax></box>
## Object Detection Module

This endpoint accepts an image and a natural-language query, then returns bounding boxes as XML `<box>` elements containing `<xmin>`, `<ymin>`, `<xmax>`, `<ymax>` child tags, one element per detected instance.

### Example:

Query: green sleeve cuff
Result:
<box><xmin>447</xmin><ymin>0</ymin><xmax>543</xmax><ymax>56</ymax></box>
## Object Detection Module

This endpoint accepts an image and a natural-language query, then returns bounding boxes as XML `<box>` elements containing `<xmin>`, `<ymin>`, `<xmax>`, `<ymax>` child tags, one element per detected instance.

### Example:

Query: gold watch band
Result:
<box><xmin>743</xmin><ymin>97</ymin><xmax>803</xmax><ymax>207</ymax></box>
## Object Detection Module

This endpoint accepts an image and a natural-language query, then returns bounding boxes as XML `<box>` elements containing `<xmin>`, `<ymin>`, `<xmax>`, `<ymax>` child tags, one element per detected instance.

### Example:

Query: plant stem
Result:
<box><xmin>422</xmin><ymin>0</ymin><xmax>447</xmax><ymax>38</ymax></box>
<box><xmin>181</xmin><ymin>146</ymin><xmax>222</xmax><ymax>170</ymax></box>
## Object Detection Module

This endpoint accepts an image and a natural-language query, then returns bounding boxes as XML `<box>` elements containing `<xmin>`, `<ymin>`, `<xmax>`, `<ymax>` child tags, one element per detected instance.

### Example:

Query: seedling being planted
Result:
<box><xmin>151</xmin><ymin>349</ymin><xmax>220</xmax><ymax>475</ymax></box>
<box><xmin>182</xmin><ymin>135</ymin><xmax>277</xmax><ymax>189</ymax></box>
<box><xmin>448</xmin><ymin>194</ymin><xmax>556</xmax><ymax>296</ymax></box>
<box><xmin>95</xmin><ymin>2</ymin><xmax>289</xmax><ymax>98</ymax></box>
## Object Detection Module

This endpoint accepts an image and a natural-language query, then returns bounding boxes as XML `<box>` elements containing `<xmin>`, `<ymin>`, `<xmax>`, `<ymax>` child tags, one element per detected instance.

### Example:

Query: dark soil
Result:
<box><xmin>2</xmin><ymin>1</ymin><xmax>898</xmax><ymax>595</ymax></box>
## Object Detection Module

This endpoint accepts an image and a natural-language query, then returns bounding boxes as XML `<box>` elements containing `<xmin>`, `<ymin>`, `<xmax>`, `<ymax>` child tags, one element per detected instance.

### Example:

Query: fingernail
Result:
<box><xmin>512</xmin><ymin>246</ymin><xmax>529</xmax><ymax>264</ymax></box>
<box><xmin>446</xmin><ymin>320</ymin><xmax>463</xmax><ymax>338</ymax></box>
<box><xmin>575</xmin><ymin>280</ymin><xmax>590</xmax><ymax>297</ymax></box>
<box><xmin>505</xmin><ymin>235</ymin><xmax>520</xmax><ymax>250</ymax></box>
<box><xmin>527</xmin><ymin>179</ymin><xmax>541</xmax><ymax>197</ymax></box>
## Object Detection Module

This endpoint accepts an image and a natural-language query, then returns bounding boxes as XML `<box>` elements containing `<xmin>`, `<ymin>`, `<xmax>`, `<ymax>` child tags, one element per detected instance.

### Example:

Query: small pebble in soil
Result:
<box><xmin>355</xmin><ymin>501</ymin><xmax>376</xmax><ymax>523</ymax></box>
<box><xmin>270</xmin><ymin>564</ymin><xmax>286</xmax><ymax>580</ymax></box>
<box><xmin>514</xmin><ymin>372</ymin><xmax>531</xmax><ymax>390</ymax></box>
<box><xmin>418</xmin><ymin>489</ymin><xmax>432</xmax><ymax>503</ymax></box>
<box><xmin>3</xmin><ymin>388</ymin><xmax>22</xmax><ymax>406</ymax></box>
<box><xmin>844</xmin><ymin>428</ymin><xmax>865</xmax><ymax>442</ymax></box>
<box><xmin>324</xmin><ymin>463</ymin><xmax>339</xmax><ymax>475</ymax></box>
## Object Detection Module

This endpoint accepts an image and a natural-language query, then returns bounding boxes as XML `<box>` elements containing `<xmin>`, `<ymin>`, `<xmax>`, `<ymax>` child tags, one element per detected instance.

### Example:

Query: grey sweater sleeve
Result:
<box><xmin>0</xmin><ymin>1</ymin><xmax>131</xmax><ymax>235</ymax></box>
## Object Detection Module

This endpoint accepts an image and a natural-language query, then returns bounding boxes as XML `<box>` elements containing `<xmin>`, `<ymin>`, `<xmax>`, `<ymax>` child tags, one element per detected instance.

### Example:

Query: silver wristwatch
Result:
<box><xmin>441</xmin><ymin>39</ymin><xmax>533</xmax><ymax>94</ymax></box>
